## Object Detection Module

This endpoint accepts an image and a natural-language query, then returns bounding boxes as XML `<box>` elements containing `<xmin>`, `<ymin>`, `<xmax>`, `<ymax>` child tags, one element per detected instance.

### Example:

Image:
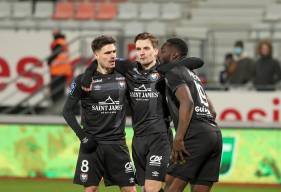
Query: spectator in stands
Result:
<box><xmin>47</xmin><ymin>29</ymin><xmax>72</xmax><ymax>103</ymax></box>
<box><xmin>226</xmin><ymin>40</ymin><xmax>255</xmax><ymax>86</ymax></box>
<box><xmin>219</xmin><ymin>53</ymin><xmax>234</xmax><ymax>84</ymax></box>
<box><xmin>254</xmin><ymin>40</ymin><xmax>281</xmax><ymax>91</ymax></box>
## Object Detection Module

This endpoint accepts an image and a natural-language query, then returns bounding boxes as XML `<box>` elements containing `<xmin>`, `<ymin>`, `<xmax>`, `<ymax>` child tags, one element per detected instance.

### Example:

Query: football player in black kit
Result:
<box><xmin>158</xmin><ymin>38</ymin><xmax>222</xmax><ymax>192</ymax></box>
<box><xmin>63</xmin><ymin>35</ymin><xmax>136</xmax><ymax>192</ymax></box>
<box><xmin>81</xmin><ymin>33</ymin><xmax>204</xmax><ymax>192</ymax></box>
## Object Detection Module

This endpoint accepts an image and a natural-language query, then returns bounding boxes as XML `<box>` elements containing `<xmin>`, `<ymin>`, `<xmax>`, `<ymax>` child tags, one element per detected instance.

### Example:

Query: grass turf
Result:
<box><xmin>0</xmin><ymin>179</ymin><xmax>280</xmax><ymax>192</ymax></box>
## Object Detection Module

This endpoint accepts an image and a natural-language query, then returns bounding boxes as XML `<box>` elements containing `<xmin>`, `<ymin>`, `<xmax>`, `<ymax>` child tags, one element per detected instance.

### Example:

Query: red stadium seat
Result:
<box><xmin>95</xmin><ymin>2</ymin><xmax>117</xmax><ymax>20</ymax></box>
<box><xmin>74</xmin><ymin>2</ymin><xmax>96</xmax><ymax>20</ymax></box>
<box><xmin>53</xmin><ymin>2</ymin><xmax>74</xmax><ymax>20</ymax></box>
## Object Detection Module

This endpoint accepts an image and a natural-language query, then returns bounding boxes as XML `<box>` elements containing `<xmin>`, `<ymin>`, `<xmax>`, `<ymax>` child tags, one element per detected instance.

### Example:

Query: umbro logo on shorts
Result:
<box><xmin>149</xmin><ymin>155</ymin><xmax>162</xmax><ymax>166</ymax></box>
<box><xmin>152</xmin><ymin>171</ymin><xmax>159</xmax><ymax>177</ymax></box>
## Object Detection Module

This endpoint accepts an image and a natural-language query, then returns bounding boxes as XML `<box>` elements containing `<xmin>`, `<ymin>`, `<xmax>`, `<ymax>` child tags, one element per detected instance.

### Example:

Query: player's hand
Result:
<box><xmin>171</xmin><ymin>138</ymin><xmax>190</xmax><ymax>164</ymax></box>
<box><xmin>81</xmin><ymin>84</ymin><xmax>92</xmax><ymax>92</ymax></box>
<box><xmin>80</xmin><ymin>134</ymin><xmax>98</xmax><ymax>154</ymax></box>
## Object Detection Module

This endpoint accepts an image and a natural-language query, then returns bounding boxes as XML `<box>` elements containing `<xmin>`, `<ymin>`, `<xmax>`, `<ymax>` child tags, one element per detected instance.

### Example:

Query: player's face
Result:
<box><xmin>159</xmin><ymin>43</ymin><xmax>173</xmax><ymax>64</ymax></box>
<box><xmin>135</xmin><ymin>39</ymin><xmax>158</xmax><ymax>66</ymax></box>
<box><xmin>95</xmin><ymin>44</ymin><xmax>116</xmax><ymax>69</ymax></box>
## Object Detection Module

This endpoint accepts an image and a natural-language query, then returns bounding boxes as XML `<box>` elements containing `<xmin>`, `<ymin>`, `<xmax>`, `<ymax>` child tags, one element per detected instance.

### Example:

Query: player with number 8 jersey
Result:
<box><xmin>63</xmin><ymin>36</ymin><xmax>136</xmax><ymax>192</ymax></box>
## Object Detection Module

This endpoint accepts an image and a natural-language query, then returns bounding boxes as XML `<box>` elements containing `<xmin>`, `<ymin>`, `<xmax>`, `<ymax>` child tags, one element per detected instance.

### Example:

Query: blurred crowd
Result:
<box><xmin>219</xmin><ymin>40</ymin><xmax>281</xmax><ymax>91</ymax></box>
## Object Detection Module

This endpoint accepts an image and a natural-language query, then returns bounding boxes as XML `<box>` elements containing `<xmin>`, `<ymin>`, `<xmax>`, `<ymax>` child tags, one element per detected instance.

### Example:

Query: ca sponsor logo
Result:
<box><xmin>152</xmin><ymin>171</ymin><xmax>159</xmax><ymax>177</ymax></box>
<box><xmin>125</xmin><ymin>162</ymin><xmax>134</xmax><ymax>173</ymax></box>
<box><xmin>149</xmin><ymin>155</ymin><xmax>162</xmax><ymax>166</ymax></box>
<box><xmin>80</xmin><ymin>173</ymin><xmax>88</xmax><ymax>183</ymax></box>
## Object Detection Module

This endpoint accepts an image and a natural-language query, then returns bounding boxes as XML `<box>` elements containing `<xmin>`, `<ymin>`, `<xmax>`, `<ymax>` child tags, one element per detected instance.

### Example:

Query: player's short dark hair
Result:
<box><xmin>134</xmin><ymin>32</ymin><xmax>158</xmax><ymax>48</ymax></box>
<box><xmin>91</xmin><ymin>35</ymin><xmax>116</xmax><ymax>52</ymax></box>
<box><xmin>234</xmin><ymin>40</ymin><xmax>244</xmax><ymax>48</ymax></box>
<box><xmin>166</xmin><ymin>38</ymin><xmax>188</xmax><ymax>57</ymax></box>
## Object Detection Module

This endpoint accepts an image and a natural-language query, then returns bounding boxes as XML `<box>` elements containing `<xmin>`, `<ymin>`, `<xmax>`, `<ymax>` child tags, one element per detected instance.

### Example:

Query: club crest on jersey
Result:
<box><xmin>119</xmin><ymin>80</ymin><xmax>126</xmax><ymax>88</ymax></box>
<box><xmin>80</xmin><ymin>173</ymin><xmax>88</xmax><ymax>183</ymax></box>
<box><xmin>150</xmin><ymin>72</ymin><xmax>160</xmax><ymax>80</ymax></box>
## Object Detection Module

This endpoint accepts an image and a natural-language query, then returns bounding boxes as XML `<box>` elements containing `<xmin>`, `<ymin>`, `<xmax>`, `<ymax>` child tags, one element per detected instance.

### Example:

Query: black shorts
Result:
<box><xmin>73</xmin><ymin>142</ymin><xmax>135</xmax><ymax>187</ymax></box>
<box><xmin>167</xmin><ymin>130</ymin><xmax>222</xmax><ymax>185</ymax></box>
<box><xmin>132</xmin><ymin>132</ymin><xmax>171</xmax><ymax>185</ymax></box>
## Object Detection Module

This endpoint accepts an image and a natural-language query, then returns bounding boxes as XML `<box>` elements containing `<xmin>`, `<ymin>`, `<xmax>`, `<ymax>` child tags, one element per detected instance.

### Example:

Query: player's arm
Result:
<box><xmin>173</xmin><ymin>85</ymin><xmax>193</xmax><ymax>163</ymax></box>
<box><xmin>63</xmin><ymin>78</ymin><xmax>87</xmax><ymax>142</ymax></box>
<box><xmin>63</xmin><ymin>96</ymin><xmax>87</xmax><ymax>141</ymax></box>
<box><xmin>206</xmin><ymin>95</ymin><xmax>217</xmax><ymax>119</ymax></box>
<box><xmin>176</xmin><ymin>57</ymin><xmax>204</xmax><ymax>70</ymax></box>
<box><xmin>157</xmin><ymin>57</ymin><xmax>204</xmax><ymax>73</ymax></box>
<box><xmin>81</xmin><ymin>59</ymin><xmax>135</xmax><ymax>91</ymax></box>
<box><xmin>115</xmin><ymin>58</ymin><xmax>136</xmax><ymax>75</ymax></box>
<box><xmin>63</xmin><ymin>78</ymin><xmax>98</xmax><ymax>153</ymax></box>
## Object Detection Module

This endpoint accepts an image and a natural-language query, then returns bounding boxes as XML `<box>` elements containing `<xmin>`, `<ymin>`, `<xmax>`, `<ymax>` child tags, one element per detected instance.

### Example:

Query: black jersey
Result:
<box><xmin>165</xmin><ymin>65</ymin><xmax>219</xmax><ymax>136</ymax></box>
<box><xmin>115</xmin><ymin>59</ymin><xmax>170</xmax><ymax>136</ymax></box>
<box><xmin>70</xmin><ymin>71</ymin><xmax>127</xmax><ymax>141</ymax></box>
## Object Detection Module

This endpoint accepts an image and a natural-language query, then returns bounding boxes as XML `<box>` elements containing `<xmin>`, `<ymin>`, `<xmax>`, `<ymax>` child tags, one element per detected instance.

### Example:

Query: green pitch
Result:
<box><xmin>0</xmin><ymin>179</ymin><xmax>280</xmax><ymax>192</ymax></box>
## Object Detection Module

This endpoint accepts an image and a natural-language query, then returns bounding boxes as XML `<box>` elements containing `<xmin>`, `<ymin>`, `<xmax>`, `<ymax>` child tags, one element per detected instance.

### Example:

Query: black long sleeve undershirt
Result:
<box><xmin>62</xmin><ymin>96</ymin><xmax>86</xmax><ymax>141</ymax></box>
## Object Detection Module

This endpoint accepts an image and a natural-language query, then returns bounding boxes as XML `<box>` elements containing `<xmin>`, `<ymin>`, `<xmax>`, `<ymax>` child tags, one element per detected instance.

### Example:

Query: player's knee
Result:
<box><xmin>121</xmin><ymin>186</ymin><xmax>137</xmax><ymax>192</ymax></box>
<box><xmin>84</xmin><ymin>186</ymin><xmax>99</xmax><ymax>192</ymax></box>
<box><xmin>144</xmin><ymin>185</ymin><xmax>162</xmax><ymax>192</ymax></box>
<box><xmin>191</xmin><ymin>185</ymin><xmax>212</xmax><ymax>192</ymax></box>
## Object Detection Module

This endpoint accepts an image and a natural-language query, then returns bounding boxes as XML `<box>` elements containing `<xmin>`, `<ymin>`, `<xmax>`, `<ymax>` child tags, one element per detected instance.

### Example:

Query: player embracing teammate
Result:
<box><xmin>63</xmin><ymin>33</ymin><xmax>222</xmax><ymax>192</ymax></box>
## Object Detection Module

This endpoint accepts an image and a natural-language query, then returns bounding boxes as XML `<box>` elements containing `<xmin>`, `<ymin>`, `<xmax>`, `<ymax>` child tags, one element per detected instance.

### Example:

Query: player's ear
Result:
<box><xmin>171</xmin><ymin>52</ymin><xmax>180</xmax><ymax>60</ymax></box>
<box><xmin>154</xmin><ymin>48</ymin><xmax>159</xmax><ymax>55</ymax></box>
<box><xmin>94</xmin><ymin>51</ymin><xmax>99</xmax><ymax>60</ymax></box>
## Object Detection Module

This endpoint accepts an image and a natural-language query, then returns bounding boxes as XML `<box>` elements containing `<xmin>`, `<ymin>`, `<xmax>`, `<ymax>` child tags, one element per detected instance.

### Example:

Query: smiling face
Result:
<box><xmin>94</xmin><ymin>43</ymin><xmax>117</xmax><ymax>70</ymax></box>
<box><xmin>135</xmin><ymin>39</ymin><xmax>158</xmax><ymax>68</ymax></box>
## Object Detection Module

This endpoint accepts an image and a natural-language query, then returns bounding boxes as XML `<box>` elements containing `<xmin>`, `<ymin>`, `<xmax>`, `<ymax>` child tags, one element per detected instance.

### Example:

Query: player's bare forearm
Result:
<box><xmin>175</xmin><ymin>85</ymin><xmax>194</xmax><ymax>141</ymax></box>
<box><xmin>173</xmin><ymin>85</ymin><xmax>193</xmax><ymax>162</ymax></box>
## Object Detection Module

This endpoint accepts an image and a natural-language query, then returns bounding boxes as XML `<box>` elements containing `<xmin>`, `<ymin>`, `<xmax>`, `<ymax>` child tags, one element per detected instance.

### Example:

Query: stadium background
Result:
<box><xmin>0</xmin><ymin>0</ymin><xmax>281</xmax><ymax>191</ymax></box>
